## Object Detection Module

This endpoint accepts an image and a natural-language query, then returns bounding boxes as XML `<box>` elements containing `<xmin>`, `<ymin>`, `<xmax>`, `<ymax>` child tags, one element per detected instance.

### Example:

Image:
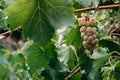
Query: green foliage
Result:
<box><xmin>73</xmin><ymin>1</ymin><xmax>83</xmax><ymax>9</ymax></box>
<box><xmin>99</xmin><ymin>39</ymin><xmax>120</xmax><ymax>52</ymax></box>
<box><xmin>78</xmin><ymin>0</ymin><xmax>93</xmax><ymax>7</ymax></box>
<box><xmin>102</xmin><ymin>54</ymin><xmax>120</xmax><ymax>80</ymax></box>
<box><xmin>5</xmin><ymin>0</ymin><xmax>74</xmax><ymax>46</ymax></box>
<box><xmin>22</xmin><ymin>42</ymin><xmax>49</xmax><ymax>73</ymax></box>
<box><xmin>66</xmin><ymin>26</ymin><xmax>82</xmax><ymax>49</ymax></box>
<box><xmin>99</xmin><ymin>0</ymin><xmax>114</xmax><ymax>6</ymax></box>
<box><xmin>0</xmin><ymin>1</ymin><xmax>7</xmax><ymax>30</ymax></box>
<box><xmin>92</xmin><ymin>47</ymin><xmax>109</xmax><ymax>71</ymax></box>
<box><xmin>0</xmin><ymin>51</ymin><xmax>9</xmax><ymax>78</ymax></box>
<box><xmin>57</xmin><ymin>45</ymin><xmax>76</xmax><ymax>69</ymax></box>
<box><xmin>76</xmin><ymin>0</ymin><xmax>100</xmax><ymax>7</ymax></box>
<box><xmin>0</xmin><ymin>0</ymin><xmax>120</xmax><ymax>80</ymax></box>
<box><xmin>22</xmin><ymin>42</ymin><xmax>58</xmax><ymax>74</ymax></box>
<box><xmin>42</xmin><ymin>58</ymin><xmax>68</xmax><ymax>80</ymax></box>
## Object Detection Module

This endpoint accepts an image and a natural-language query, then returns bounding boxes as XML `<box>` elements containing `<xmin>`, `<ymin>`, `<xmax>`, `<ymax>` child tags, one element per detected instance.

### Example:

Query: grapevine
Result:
<box><xmin>0</xmin><ymin>0</ymin><xmax>120</xmax><ymax>80</ymax></box>
<box><xmin>78</xmin><ymin>13</ymin><xmax>99</xmax><ymax>55</ymax></box>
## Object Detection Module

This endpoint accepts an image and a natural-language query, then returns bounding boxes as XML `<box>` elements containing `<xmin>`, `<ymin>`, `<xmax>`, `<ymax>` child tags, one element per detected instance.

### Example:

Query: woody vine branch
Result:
<box><xmin>74</xmin><ymin>4</ymin><xmax>119</xmax><ymax>13</ymax></box>
<box><xmin>0</xmin><ymin>4</ymin><xmax>119</xmax><ymax>36</ymax></box>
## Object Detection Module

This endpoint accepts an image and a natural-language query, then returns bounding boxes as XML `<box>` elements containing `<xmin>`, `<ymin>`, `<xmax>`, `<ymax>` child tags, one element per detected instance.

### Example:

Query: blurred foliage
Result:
<box><xmin>0</xmin><ymin>0</ymin><xmax>7</xmax><ymax>29</ymax></box>
<box><xmin>0</xmin><ymin>0</ymin><xmax>119</xmax><ymax>80</ymax></box>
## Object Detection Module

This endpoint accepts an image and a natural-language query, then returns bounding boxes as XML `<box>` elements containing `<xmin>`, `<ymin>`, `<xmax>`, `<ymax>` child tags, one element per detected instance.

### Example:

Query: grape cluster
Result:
<box><xmin>78</xmin><ymin>13</ymin><xmax>98</xmax><ymax>55</ymax></box>
<box><xmin>78</xmin><ymin>13</ymin><xmax>95</xmax><ymax>26</ymax></box>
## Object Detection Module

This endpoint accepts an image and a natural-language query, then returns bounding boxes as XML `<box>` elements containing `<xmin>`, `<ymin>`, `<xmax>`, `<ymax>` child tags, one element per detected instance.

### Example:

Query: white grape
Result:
<box><xmin>80</xmin><ymin>26</ymin><xmax>86</xmax><ymax>32</ymax></box>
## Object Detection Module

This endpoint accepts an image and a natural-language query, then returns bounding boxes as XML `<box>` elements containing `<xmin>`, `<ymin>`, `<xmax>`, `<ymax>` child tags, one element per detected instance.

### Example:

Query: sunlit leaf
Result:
<box><xmin>5</xmin><ymin>0</ymin><xmax>74</xmax><ymax>46</ymax></box>
<box><xmin>57</xmin><ymin>45</ymin><xmax>76</xmax><ymax>69</ymax></box>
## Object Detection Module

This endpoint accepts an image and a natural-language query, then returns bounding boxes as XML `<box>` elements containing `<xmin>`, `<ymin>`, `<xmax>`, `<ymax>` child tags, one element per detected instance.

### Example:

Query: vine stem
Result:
<box><xmin>108</xmin><ymin>51</ymin><xmax>120</xmax><ymax>70</ymax></box>
<box><xmin>0</xmin><ymin>27</ymin><xmax>21</xmax><ymax>36</ymax></box>
<box><xmin>70</xmin><ymin>45</ymin><xmax>79</xmax><ymax>62</ymax></box>
<box><xmin>109</xmin><ymin>51</ymin><xmax>120</xmax><ymax>56</ymax></box>
<box><xmin>65</xmin><ymin>66</ymin><xmax>80</xmax><ymax>80</ymax></box>
<box><xmin>0</xmin><ymin>5</ymin><xmax>119</xmax><ymax>35</ymax></box>
<box><xmin>68</xmin><ymin>64</ymin><xmax>79</xmax><ymax>73</ymax></box>
<box><xmin>74</xmin><ymin>4</ymin><xmax>119</xmax><ymax>13</ymax></box>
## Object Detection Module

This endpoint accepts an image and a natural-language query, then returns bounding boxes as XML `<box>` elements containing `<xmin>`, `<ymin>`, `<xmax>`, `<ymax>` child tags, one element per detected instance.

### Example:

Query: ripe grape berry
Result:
<box><xmin>80</xmin><ymin>26</ymin><xmax>86</xmax><ymax>32</ymax></box>
<box><xmin>78</xmin><ymin>13</ymin><xmax>98</xmax><ymax>55</ymax></box>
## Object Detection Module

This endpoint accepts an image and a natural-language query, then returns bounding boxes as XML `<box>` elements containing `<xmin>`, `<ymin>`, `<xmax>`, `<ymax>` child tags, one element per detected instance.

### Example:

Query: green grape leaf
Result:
<box><xmin>80</xmin><ymin>54</ymin><xmax>93</xmax><ymax>74</ymax></box>
<box><xmin>92</xmin><ymin>47</ymin><xmax>109</xmax><ymax>71</ymax></box>
<box><xmin>22</xmin><ymin>42</ymin><xmax>57</xmax><ymax>74</ymax></box>
<box><xmin>5</xmin><ymin>0</ymin><xmax>36</xmax><ymax>30</ymax></box>
<box><xmin>22</xmin><ymin>42</ymin><xmax>49</xmax><ymax>73</ymax></box>
<box><xmin>5</xmin><ymin>0</ymin><xmax>74</xmax><ymax>46</ymax></box>
<box><xmin>66</xmin><ymin>26</ymin><xmax>82</xmax><ymax>49</ymax></box>
<box><xmin>44</xmin><ymin>43</ymin><xmax>57</xmax><ymax>59</ymax></box>
<box><xmin>99</xmin><ymin>39</ymin><xmax>120</xmax><ymax>52</ymax></box>
<box><xmin>79</xmin><ymin>54</ymin><xmax>89</xmax><ymax>65</ymax></box>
